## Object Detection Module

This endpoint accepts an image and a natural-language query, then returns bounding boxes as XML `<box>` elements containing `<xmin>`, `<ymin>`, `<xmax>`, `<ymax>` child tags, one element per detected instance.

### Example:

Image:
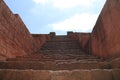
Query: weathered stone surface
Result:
<box><xmin>56</xmin><ymin>62</ymin><xmax>102</xmax><ymax>70</ymax></box>
<box><xmin>51</xmin><ymin>70</ymin><xmax>71</xmax><ymax>80</ymax></box>
<box><xmin>91</xmin><ymin>69</ymin><xmax>113</xmax><ymax>80</ymax></box>
<box><xmin>33</xmin><ymin>70</ymin><xmax>51</xmax><ymax>80</ymax></box>
<box><xmin>91</xmin><ymin>0</ymin><xmax>120</xmax><ymax>58</ymax></box>
<box><xmin>0</xmin><ymin>69</ymin><xmax>119</xmax><ymax>80</ymax></box>
<box><xmin>111</xmin><ymin>58</ymin><xmax>120</xmax><ymax>68</ymax></box>
<box><xmin>0</xmin><ymin>70</ymin><xmax>51</xmax><ymax>80</ymax></box>
<box><xmin>0</xmin><ymin>0</ymin><xmax>51</xmax><ymax>60</ymax></box>
<box><xmin>71</xmin><ymin>70</ymin><xmax>91</xmax><ymax>80</ymax></box>
<box><xmin>67</xmin><ymin>0</ymin><xmax>120</xmax><ymax>60</ymax></box>
<box><xmin>98</xmin><ymin>62</ymin><xmax>112</xmax><ymax>69</ymax></box>
<box><xmin>50</xmin><ymin>70</ymin><xmax>114</xmax><ymax>80</ymax></box>
<box><xmin>112</xmin><ymin>69</ymin><xmax>120</xmax><ymax>80</ymax></box>
<box><xmin>67</xmin><ymin>32</ymin><xmax>91</xmax><ymax>53</ymax></box>
<box><xmin>0</xmin><ymin>69</ymin><xmax>18</xmax><ymax>80</ymax></box>
<box><xmin>16</xmin><ymin>70</ymin><xmax>33</xmax><ymax>80</ymax></box>
<box><xmin>32</xmin><ymin>34</ymin><xmax>50</xmax><ymax>50</ymax></box>
<box><xmin>0</xmin><ymin>55</ymin><xmax>6</xmax><ymax>61</ymax></box>
<box><xmin>0</xmin><ymin>0</ymin><xmax>32</xmax><ymax>59</ymax></box>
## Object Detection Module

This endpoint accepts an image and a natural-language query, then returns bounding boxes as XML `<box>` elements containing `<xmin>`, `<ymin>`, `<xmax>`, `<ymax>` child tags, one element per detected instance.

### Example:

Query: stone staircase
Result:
<box><xmin>0</xmin><ymin>36</ymin><xmax>120</xmax><ymax>80</ymax></box>
<box><xmin>0</xmin><ymin>36</ymin><xmax>106</xmax><ymax>70</ymax></box>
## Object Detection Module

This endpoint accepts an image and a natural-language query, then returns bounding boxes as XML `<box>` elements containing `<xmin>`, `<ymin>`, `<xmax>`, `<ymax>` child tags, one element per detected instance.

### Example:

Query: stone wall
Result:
<box><xmin>67</xmin><ymin>32</ymin><xmax>91</xmax><ymax>53</ymax></box>
<box><xmin>91</xmin><ymin>0</ymin><xmax>120</xmax><ymax>58</ymax></box>
<box><xmin>67</xmin><ymin>0</ymin><xmax>120</xmax><ymax>59</ymax></box>
<box><xmin>0</xmin><ymin>0</ymin><xmax>51</xmax><ymax>60</ymax></box>
<box><xmin>32</xmin><ymin>34</ymin><xmax>51</xmax><ymax>52</ymax></box>
<box><xmin>1</xmin><ymin>0</ymin><xmax>120</xmax><ymax>60</ymax></box>
<box><xmin>0</xmin><ymin>0</ymin><xmax>35</xmax><ymax>60</ymax></box>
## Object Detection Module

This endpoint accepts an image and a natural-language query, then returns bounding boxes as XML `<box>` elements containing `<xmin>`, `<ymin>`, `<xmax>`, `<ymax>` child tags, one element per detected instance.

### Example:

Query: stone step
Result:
<box><xmin>25</xmin><ymin>53</ymin><xmax>95</xmax><ymax>57</ymax></box>
<box><xmin>41</xmin><ymin>47</ymin><xmax>81</xmax><ymax>50</ymax></box>
<box><xmin>48</xmin><ymin>39</ymin><xmax>75</xmax><ymax>42</ymax></box>
<box><xmin>7</xmin><ymin>58</ymin><xmax>41</xmax><ymax>61</ymax></box>
<box><xmin>16</xmin><ymin>53</ymin><xmax>99</xmax><ymax>60</ymax></box>
<box><xmin>22</xmin><ymin>54</ymin><xmax>43</xmax><ymax>58</ymax></box>
<box><xmin>7</xmin><ymin>53</ymin><xmax>99</xmax><ymax>60</ymax></box>
<box><xmin>40</xmin><ymin>36</ymin><xmax>81</xmax><ymax>50</ymax></box>
<box><xmin>41</xmin><ymin>41</ymin><xmax>80</xmax><ymax>45</ymax></box>
<box><xmin>44</xmin><ymin>41</ymin><xmax>79</xmax><ymax>44</ymax></box>
<box><xmin>47</xmin><ymin>41</ymin><xmax>79</xmax><ymax>45</ymax></box>
<box><xmin>7</xmin><ymin>57</ymin><xmax>100</xmax><ymax>62</ymax></box>
<box><xmin>17</xmin><ymin>55</ymin><xmax>43</xmax><ymax>59</ymax></box>
<box><xmin>0</xmin><ymin>69</ymin><xmax>119</xmax><ymax>80</ymax></box>
<box><xmin>14</xmin><ymin>54</ymin><xmax>99</xmax><ymax>61</ymax></box>
<box><xmin>7</xmin><ymin>58</ymin><xmax>56</xmax><ymax>61</ymax></box>
<box><xmin>41</xmin><ymin>45</ymin><xmax>80</xmax><ymax>49</ymax></box>
<box><xmin>0</xmin><ymin>61</ymin><xmax>111</xmax><ymax>70</ymax></box>
<box><xmin>40</xmin><ymin>50</ymin><xmax>85</xmax><ymax>54</ymax></box>
<box><xmin>41</xmin><ymin>45</ymin><xmax>80</xmax><ymax>50</ymax></box>
<box><xmin>47</xmin><ymin>39</ymin><xmax>78</xmax><ymax>42</ymax></box>
<box><xmin>50</xmin><ymin>36</ymin><xmax>73</xmax><ymax>41</ymax></box>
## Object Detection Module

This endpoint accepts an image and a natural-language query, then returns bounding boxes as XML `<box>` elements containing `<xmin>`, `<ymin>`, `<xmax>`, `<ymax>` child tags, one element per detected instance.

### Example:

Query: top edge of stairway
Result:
<box><xmin>55</xmin><ymin>35</ymin><xmax>67</xmax><ymax>36</ymax></box>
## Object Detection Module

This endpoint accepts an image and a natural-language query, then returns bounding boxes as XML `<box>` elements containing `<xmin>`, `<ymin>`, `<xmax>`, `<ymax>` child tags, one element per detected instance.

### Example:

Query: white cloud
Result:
<box><xmin>52</xmin><ymin>0</ymin><xmax>94</xmax><ymax>9</ymax></box>
<box><xmin>49</xmin><ymin>13</ymin><xmax>98</xmax><ymax>32</ymax></box>
<box><xmin>32</xmin><ymin>0</ymin><xmax>106</xmax><ymax>9</ymax></box>
<box><xmin>33</xmin><ymin>0</ymin><xmax>48</xmax><ymax>4</ymax></box>
<box><xmin>31</xmin><ymin>0</ymin><xmax>106</xmax><ymax>33</ymax></box>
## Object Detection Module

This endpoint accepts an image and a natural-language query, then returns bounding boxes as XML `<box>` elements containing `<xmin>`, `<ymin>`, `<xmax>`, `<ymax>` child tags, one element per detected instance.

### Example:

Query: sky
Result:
<box><xmin>4</xmin><ymin>0</ymin><xmax>106</xmax><ymax>35</ymax></box>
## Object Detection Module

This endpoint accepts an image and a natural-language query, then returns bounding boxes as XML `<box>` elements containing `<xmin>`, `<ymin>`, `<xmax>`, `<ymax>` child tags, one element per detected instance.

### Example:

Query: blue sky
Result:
<box><xmin>4</xmin><ymin>0</ymin><xmax>106</xmax><ymax>35</ymax></box>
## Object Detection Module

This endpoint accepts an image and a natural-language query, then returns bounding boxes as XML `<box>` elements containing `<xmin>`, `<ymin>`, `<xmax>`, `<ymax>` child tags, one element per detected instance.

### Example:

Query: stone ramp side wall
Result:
<box><xmin>0</xmin><ymin>0</ymin><xmax>35</xmax><ymax>60</ymax></box>
<box><xmin>67</xmin><ymin>32</ymin><xmax>91</xmax><ymax>54</ymax></box>
<box><xmin>32</xmin><ymin>34</ymin><xmax>51</xmax><ymax>52</ymax></box>
<box><xmin>91</xmin><ymin>0</ymin><xmax>120</xmax><ymax>58</ymax></box>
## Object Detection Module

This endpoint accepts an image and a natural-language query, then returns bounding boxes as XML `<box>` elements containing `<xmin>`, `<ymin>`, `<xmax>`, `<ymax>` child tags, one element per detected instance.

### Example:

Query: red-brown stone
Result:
<box><xmin>67</xmin><ymin>0</ymin><xmax>120</xmax><ymax>59</ymax></box>
<box><xmin>0</xmin><ymin>0</ymin><xmax>50</xmax><ymax>60</ymax></box>
<box><xmin>91</xmin><ymin>0</ymin><xmax>120</xmax><ymax>58</ymax></box>
<box><xmin>0</xmin><ymin>0</ymin><xmax>120</xmax><ymax>61</ymax></box>
<box><xmin>67</xmin><ymin>32</ymin><xmax>91</xmax><ymax>53</ymax></box>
